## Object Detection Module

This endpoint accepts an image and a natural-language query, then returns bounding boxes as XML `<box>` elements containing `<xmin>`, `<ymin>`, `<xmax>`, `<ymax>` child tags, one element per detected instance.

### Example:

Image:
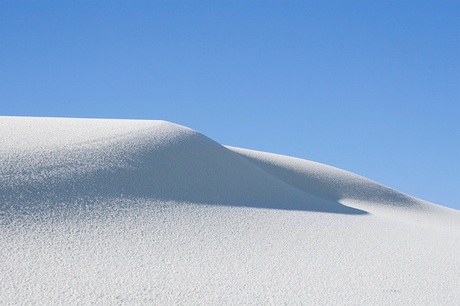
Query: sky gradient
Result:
<box><xmin>1</xmin><ymin>1</ymin><xmax>459</xmax><ymax>210</ymax></box>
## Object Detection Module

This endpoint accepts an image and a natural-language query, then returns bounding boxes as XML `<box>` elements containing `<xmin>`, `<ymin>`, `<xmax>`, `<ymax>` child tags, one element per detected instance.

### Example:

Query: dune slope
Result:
<box><xmin>1</xmin><ymin>117</ymin><xmax>459</xmax><ymax>305</ymax></box>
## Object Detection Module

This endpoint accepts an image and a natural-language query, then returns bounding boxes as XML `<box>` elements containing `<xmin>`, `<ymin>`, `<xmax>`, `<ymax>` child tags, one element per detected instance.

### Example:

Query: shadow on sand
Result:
<box><xmin>1</xmin><ymin>132</ymin><xmax>367</xmax><ymax>219</ymax></box>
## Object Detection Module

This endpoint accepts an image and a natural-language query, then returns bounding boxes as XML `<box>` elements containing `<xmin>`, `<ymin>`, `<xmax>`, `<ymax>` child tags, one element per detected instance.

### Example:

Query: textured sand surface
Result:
<box><xmin>1</xmin><ymin>117</ymin><xmax>459</xmax><ymax>305</ymax></box>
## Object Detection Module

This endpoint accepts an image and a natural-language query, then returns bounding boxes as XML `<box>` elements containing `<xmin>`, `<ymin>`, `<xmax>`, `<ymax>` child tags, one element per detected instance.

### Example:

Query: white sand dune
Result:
<box><xmin>1</xmin><ymin>116</ymin><xmax>459</xmax><ymax>305</ymax></box>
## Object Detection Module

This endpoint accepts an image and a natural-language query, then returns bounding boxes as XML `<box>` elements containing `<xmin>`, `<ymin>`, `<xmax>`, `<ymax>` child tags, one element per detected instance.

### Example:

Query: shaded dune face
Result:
<box><xmin>0</xmin><ymin>117</ymin><xmax>365</xmax><ymax>217</ymax></box>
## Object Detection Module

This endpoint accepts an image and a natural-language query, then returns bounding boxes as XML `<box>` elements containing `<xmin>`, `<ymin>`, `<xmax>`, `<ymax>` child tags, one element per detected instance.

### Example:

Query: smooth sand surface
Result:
<box><xmin>1</xmin><ymin>117</ymin><xmax>459</xmax><ymax>305</ymax></box>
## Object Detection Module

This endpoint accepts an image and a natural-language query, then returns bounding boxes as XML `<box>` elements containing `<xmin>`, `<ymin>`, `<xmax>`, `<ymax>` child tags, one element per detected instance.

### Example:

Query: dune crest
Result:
<box><xmin>1</xmin><ymin>116</ymin><xmax>366</xmax><ymax>216</ymax></box>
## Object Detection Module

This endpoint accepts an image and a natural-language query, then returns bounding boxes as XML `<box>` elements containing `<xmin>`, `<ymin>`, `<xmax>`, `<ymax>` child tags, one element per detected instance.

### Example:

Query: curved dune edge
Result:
<box><xmin>1</xmin><ymin>116</ymin><xmax>459</xmax><ymax>305</ymax></box>
<box><xmin>226</xmin><ymin>145</ymin><xmax>460</xmax><ymax>231</ymax></box>
<box><xmin>226</xmin><ymin>145</ymin><xmax>425</xmax><ymax>209</ymax></box>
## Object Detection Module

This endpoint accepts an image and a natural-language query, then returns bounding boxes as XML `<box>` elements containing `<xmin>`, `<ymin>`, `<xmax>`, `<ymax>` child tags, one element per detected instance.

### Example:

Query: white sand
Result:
<box><xmin>1</xmin><ymin>116</ymin><xmax>459</xmax><ymax>305</ymax></box>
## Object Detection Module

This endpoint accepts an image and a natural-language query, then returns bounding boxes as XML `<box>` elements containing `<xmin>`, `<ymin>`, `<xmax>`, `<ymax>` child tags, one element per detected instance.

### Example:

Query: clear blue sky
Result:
<box><xmin>1</xmin><ymin>1</ymin><xmax>459</xmax><ymax>210</ymax></box>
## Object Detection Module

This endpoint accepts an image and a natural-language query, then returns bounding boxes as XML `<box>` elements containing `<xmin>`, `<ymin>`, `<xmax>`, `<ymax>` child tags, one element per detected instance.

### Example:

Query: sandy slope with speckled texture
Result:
<box><xmin>1</xmin><ymin>117</ymin><xmax>459</xmax><ymax>305</ymax></box>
